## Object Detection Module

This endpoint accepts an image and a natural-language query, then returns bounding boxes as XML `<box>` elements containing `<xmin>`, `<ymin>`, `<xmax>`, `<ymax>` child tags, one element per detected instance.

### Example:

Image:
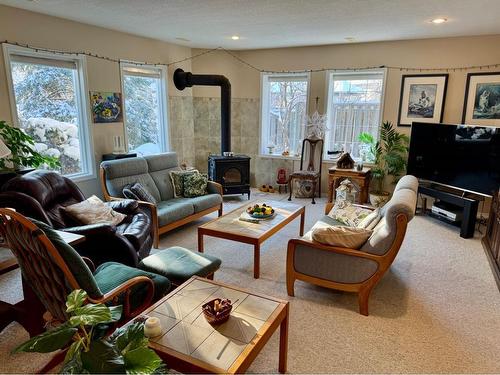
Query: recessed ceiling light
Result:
<box><xmin>175</xmin><ymin>37</ymin><xmax>191</xmax><ymax>42</ymax></box>
<box><xmin>344</xmin><ymin>37</ymin><xmax>356</xmax><ymax>42</ymax></box>
<box><xmin>231</xmin><ymin>35</ymin><xmax>240</xmax><ymax>40</ymax></box>
<box><xmin>431</xmin><ymin>18</ymin><xmax>447</xmax><ymax>24</ymax></box>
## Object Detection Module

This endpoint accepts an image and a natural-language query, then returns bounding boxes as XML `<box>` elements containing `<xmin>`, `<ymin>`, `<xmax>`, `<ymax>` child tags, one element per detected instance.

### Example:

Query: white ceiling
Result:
<box><xmin>2</xmin><ymin>0</ymin><xmax>500</xmax><ymax>50</ymax></box>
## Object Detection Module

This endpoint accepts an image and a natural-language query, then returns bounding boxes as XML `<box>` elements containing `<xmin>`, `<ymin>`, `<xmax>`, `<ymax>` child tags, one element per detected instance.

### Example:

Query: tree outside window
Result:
<box><xmin>10</xmin><ymin>61</ymin><xmax>83</xmax><ymax>175</ymax></box>
<box><xmin>261</xmin><ymin>74</ymin><xmax>309</xmax><ymax>155</ymax></box>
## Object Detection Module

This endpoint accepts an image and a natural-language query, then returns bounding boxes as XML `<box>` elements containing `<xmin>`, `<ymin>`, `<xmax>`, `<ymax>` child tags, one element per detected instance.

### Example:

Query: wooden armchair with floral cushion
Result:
<box><xmin>286</xmin><ymin>175</ymin><xmax>418</xmax><ymax>315</ymax></box>
<box><xmin>0</xmin><ymin>209</ymin><xmax>171</xmax><ymax>334</ymax></box>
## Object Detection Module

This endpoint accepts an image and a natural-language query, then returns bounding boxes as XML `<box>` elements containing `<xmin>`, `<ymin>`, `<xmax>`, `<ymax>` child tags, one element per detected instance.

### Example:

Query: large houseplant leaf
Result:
<box><xmin>13</xmin><ymin>323</ymin><xmax>77</xmax><ymax>353</ymax></box>
<box><xmin>123</xmin><ymin>347</ymin><xmax>163</xmax><ymax>375</ymax></box>
<box><xmin>70</xmin><ymin>303</ymin><xmax>113</xmax><ymax>326</ymax></box>
<box><xmin>81</xmin><ymin>340</ymin><xmax>125</xmax><ymax>374</ymax></box>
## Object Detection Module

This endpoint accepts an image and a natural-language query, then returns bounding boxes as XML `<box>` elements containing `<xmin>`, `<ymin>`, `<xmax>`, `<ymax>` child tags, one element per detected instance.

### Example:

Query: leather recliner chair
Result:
<box><xmin>0</xmin><ymin>170</ymin><xmax>153</xmax><ymax>267</ymax></box>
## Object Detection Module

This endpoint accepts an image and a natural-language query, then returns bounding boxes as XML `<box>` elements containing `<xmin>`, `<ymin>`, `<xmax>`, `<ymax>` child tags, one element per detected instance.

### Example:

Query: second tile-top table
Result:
<box><xmin>141</xmin><ymin>276</ymin><xmax>289</xmax><ymax>374</ymax></box>
<box><xmin>198</xmin><ymin>200</ymin><xmax>305</xmax><ymax>278</ymax></box>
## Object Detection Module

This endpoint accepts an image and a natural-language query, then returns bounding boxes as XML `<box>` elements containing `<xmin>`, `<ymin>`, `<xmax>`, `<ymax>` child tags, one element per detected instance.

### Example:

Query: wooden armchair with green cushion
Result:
<box><xmin>0</xmin><ymin>208</ymin><xmax>171</xmax><ymax>333</ymax></box>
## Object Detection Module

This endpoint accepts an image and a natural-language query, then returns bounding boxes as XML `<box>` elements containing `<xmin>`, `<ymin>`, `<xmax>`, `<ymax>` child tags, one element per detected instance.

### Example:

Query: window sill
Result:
<box><xmin>258</xmin><ymin>154</ymin><xmax>301</xmax><ymax>161</ymax></box>
<box><xmin>67</xmin><ymin>170</ymin><xmax>97</xmax><ymax>183</ymax></box>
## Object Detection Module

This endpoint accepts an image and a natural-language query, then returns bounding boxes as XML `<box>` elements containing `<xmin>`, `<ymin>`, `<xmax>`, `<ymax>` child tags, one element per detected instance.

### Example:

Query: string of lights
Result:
<box><xmin>2</xmin><ymin>39</ymin><xmax>500</xmax><ymax>74</ymax></box>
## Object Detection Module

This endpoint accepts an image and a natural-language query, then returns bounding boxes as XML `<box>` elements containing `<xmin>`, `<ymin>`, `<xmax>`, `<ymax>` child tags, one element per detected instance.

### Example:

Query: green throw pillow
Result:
<box><xmin>183</xmin><ymin>173</ymin><xmax>208</xmax><ymax>198</ymax></box>
<box><xmin>170</xmin><ymin>170</ymin><xmax>198</xmax><ymax>198</ymax></box>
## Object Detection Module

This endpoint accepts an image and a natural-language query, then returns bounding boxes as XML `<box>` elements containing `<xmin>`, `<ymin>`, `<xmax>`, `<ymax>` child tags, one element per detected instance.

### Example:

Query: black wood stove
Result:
<box><xmin>174</xmin><ymin>68</ymin><xmax>251</xmax><ymax>199</ymax></box>
<box><xmin>208</xmin><ymin>155</ymin><xmax>250</xmax><ymax>198</ymax></box>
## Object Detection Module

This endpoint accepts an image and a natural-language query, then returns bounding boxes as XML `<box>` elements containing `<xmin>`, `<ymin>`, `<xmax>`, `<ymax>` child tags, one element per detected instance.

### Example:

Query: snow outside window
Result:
<box><xmin>121</xmin><ymin>64</ymin><xmax>169</xmax><ymax>156</ymax></box>
<box><xmin>5</xmin><ymin>47</ymin><xmax>93</xmax><ymax>179</ymax></box>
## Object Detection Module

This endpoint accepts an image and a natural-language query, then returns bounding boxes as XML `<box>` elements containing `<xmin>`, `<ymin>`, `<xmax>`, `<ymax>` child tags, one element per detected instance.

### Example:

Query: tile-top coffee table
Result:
<box><xmin>142</xmin><ymin>276</ymin><xmax>289</xmax><ymax>374</ymax></box>
<box><xmin>198</xmin><ymin>200</ymin><xmax>305</xmax><ymax>278</ymax></box>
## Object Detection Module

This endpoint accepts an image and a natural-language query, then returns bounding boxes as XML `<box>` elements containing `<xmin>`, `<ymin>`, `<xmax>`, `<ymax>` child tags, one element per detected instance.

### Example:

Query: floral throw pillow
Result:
<box><xmin>183</xmin><ymin>173</ymin><xmax>208</xmax><ymax>198</ymax></box>
<box><xmin>328</xmin><ymin>200</ymin><xmax>372</xmax><ymax>227</ymax></box>
<box><xmin>170</xmin><ymin>170</ymin><xmax>198</xmax><ymax>198</ymax></box>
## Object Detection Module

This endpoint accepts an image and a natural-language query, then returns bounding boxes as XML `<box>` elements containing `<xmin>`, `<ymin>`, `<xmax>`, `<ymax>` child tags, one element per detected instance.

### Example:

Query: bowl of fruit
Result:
<box><xmin>246</xmin><ymin>203</ymin><xmax>275</xmax><ymax>219</ymax></box>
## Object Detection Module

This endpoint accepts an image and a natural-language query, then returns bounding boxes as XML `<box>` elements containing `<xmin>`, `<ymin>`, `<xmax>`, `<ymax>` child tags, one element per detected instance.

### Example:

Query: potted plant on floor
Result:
<box><xmin>14</xmin><ymin>290</ymin><xmax>165</xmax><ymax>374</ymax></box>
<box><xmin>358</xmin><ymin>121</ymin><xmax>409</xmax><ymax>206</ymax></box>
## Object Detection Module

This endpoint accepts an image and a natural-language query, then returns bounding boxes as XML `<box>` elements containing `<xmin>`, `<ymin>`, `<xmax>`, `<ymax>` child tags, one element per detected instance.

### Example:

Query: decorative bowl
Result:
<box><xmin>246</xmin><ymin>204</ymin><xmax>275</xmax><ymax>219</ymax></box>
<box><xmin>202</xmin><ymin>298</ymin><xmax>232</xmax><ymax>325</ymax></box>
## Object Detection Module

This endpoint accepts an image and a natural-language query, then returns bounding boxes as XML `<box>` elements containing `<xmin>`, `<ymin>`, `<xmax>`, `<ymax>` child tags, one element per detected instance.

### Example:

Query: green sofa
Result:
<box><xmin>100</xmin><ymin>152</ymin><xmax>223</xmax><ymax>248</ymax></box>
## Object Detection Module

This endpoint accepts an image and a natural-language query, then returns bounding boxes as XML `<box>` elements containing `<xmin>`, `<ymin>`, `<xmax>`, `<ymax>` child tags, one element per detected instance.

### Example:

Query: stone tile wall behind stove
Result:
<box><xmin>170</xmin><ymin>96</ymin><xmax>297</xmax><ymax>189</ymax></box>
<box><xmin>192</xmin><ymin>97</ymin><xmax>260</xmax><ymax>186</ymax></box>
<box><xmin>169</xmin><ymin>96</ymin><xmax>195</xmax><ymax>168</ymax></box>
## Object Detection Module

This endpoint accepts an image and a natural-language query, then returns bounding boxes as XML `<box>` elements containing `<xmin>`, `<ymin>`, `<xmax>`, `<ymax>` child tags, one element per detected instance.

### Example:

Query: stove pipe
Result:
<box><xmin>173</xmin><ymin>68</ymin><xmax>231</xmax><ymax>154</ymax></box>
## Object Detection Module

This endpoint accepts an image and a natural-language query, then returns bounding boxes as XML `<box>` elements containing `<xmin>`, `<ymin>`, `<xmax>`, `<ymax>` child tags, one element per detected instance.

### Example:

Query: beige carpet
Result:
<box><xmin>1</xmin><ymin>191</ymin><xmax>500</xmax><ymax>373</ymax></box>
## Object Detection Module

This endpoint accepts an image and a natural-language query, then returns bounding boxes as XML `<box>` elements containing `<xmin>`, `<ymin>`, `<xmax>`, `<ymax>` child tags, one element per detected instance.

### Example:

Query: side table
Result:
<box><xmin>328</xmin><ymin>166</ymin><xmax>371</xmax><ymax>204</ymax></box>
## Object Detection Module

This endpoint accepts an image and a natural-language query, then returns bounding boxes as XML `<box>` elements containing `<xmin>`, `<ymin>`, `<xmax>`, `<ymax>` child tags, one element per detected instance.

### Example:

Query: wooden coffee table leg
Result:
<box><xmin>279</xmin><ymin>304</ymin><xmax>289</xmax><ymax>373</ymax></box>
<box><xmin>299</xmin><ymin>210</ymin><xmax>305</xmax><ymax>236</ymax></box>
<box><xmin>198</xmin><ymin>231</ymin><xmax>204</xmax><ymax>253</ymax></box>
<box><xmin>254</xmin><ymin>242</ymin><xmax>260</xmax><ymax>279</ymax></box>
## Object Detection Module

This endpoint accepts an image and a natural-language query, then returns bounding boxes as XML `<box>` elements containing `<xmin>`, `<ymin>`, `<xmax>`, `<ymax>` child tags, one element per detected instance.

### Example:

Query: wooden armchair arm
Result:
<box><xmin>88</xmin><ymin>275</ymin><xmax>154</xmax><ymax>319</ymax></box>
<box><xmin>287</xmin><ymin>238</ymin><xmax>383</xmax><ymax>263</ymax></box>
<box><xmin>207</xmin><ymin>181</ymin><xmax>223</xmax><ymax>196</ymax></box>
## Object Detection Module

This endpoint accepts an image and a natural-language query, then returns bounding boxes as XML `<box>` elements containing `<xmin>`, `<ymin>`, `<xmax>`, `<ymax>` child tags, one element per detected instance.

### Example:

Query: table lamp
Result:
<box><xmin>0</xmin><ymin>139</ymin><xmax>11</xmax><ymax>159</ymax></box>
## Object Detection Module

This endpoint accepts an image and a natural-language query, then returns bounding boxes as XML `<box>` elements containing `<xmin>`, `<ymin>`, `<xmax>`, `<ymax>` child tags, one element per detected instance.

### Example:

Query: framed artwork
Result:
<box><xmin>397</xmin><ymin>74</ymin><xmax>448</xmax><ymax>127</ymax></box>
<box><xmin>462</xmin><ymin>72</ymin><xmax>500</xmax><ymax>126</ymax></box>
<box><xmin>90</xmin><ymin>91</ymin><xmax>123</xmax><ymax>123</ymax></box>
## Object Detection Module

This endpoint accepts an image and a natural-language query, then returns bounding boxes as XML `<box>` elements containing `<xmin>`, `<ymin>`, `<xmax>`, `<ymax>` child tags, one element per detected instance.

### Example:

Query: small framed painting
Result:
<box><xmin>90</xmin><ymin>91</ymin><xmax>123</xmax><ymax>123</ymax></box>
<box><xmin>462</xmin><ymin>72</ymin><xmax>500</xmax><ymax>126</ymax></box>
<box><xmin>397</xmin><ymin>74</ymin><xmax>448</xmax><ymax>127</ymax></box>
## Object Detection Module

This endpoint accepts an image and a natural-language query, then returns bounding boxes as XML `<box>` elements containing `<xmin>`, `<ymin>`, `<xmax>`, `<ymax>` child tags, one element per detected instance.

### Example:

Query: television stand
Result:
<box><xmin>418</xmin><ymin>184</ymin><xmax>480</xmax><ymax>239</ymax></box>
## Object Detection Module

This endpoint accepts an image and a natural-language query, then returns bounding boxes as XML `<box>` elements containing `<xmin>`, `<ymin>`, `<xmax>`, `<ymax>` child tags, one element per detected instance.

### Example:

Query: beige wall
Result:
<box><xmin>1</xmin><ymin>4</ymin><xmax>499</xmax><ymax>199</ymax></box>
<box><xmin>191</xmin><ymin>35</ymin><xmax>500</xmax><ymax>193</ymax></box>
<box><xmin>0</xmin><ymin>5</ymin><xmax>193</xmax><ymax>196</ymax></box>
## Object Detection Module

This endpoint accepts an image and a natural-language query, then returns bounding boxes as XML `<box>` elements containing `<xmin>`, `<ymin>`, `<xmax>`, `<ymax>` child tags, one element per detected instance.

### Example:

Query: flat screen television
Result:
<box><xmin>407</xmin><ymin>122</ymin><xmax>500</xmax><ymax>196</ymax></box>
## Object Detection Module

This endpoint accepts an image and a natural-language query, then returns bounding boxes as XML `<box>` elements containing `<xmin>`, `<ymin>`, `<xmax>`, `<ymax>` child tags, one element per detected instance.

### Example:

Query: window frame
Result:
<box><xmin>324</xmin><ymin>68</ymin><xmax>387</xmax><ymax>161</ymax></box>
<box><xmin>2</xmin><ymin>43</ymin><xmax>95</xmax><ymax>181</ymax></box>
<box><xmin>260</xmin><ymin>72</ymin><xmax>311</xmax><ymax>156</ymax></box>
<box><xmin>120</xmin><ymin>62</ymin><xmax>170</xmax><ymax>155</ymax></box>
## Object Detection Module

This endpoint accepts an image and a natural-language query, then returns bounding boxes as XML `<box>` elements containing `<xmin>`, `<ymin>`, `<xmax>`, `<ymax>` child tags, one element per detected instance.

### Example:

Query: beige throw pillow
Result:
<box><xmin>357</xmin><ymin>207</ymin><xmax>381</xmax><ymax>230</ymax></box>
<box><xmin>312</xmin><ymin>226</ymin><xmax>372</xmax><ymax>249</ymax></box>
<box><xmin>327</xmin><ymin>200</ymin><xmax>372</xmax><ymax>227</ymax></box>
<box><xmin>63</xmin><ymin>195</ymin><xmax>126</xmax><ymax>226</ymax></box>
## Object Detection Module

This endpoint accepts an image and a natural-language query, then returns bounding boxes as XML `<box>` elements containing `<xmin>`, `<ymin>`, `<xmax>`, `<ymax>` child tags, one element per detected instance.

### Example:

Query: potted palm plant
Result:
<box><xmin>358</xmin><ymin>121</ymin><xmax>409</xmax><ymax>207</ymax></box>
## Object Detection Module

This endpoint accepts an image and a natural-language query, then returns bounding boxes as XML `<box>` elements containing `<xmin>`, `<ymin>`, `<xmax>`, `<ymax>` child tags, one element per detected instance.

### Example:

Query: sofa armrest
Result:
<box><xmin>61</xmin><ymin>223</ymin><xmax>117</xmax><ymax>236</ymax></box>
<box><xmin>106</xmin><ymin>199</ymin><xmax>139</xmax><ymax>214</ymax></box>
<box><xmin>207</xmin><ymin>181</ymin><xmax>223</xmax><ymax>195</ymax></box>
<box><xmin>287</xmin><ymin>238</ymin><xmax>382</xmax><ymax>262</ymax></box>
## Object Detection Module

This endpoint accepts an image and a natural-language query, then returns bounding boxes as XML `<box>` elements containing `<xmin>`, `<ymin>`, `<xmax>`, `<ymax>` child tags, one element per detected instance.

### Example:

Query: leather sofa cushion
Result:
<box><xmin>116</xmin><ymin>211</ymin><xmax>151</xmax><ymax>251</ymax></box>
<box><xmin>156</xmin><ymin>199</ymin><xmax>195</xmax><ymax>227</ymax></box>
<box><xmin>1</xmin><ymin>170</ymin><xmax>84</xmax><ymax>228</ymax></box>
<box><xmin>188</xmin><ymin>194</ymin><xmax>222</xmax><ymax>213</ymax></box>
